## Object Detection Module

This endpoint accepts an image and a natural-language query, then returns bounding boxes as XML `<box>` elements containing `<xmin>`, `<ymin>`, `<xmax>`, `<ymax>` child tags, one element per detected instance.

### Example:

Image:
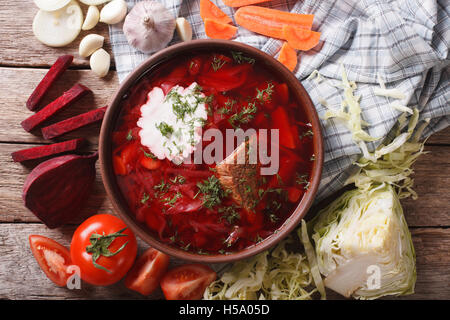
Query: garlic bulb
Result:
<box><xmin>82</xmin><ymin>5</ymin><xmax>100</xmax><ymax>30</ymax></box>
<box><xmin>176</xmin><ymin>17</ymin><xmax>192</xmax><ymax>42</ymax></box>
<box><xmin>123</xmin><ymin>1</ymin><xmax>176</xmax><ymax>53</ymax></box>
<box><xmin>99</xmin><ymin>0</ymin><xmax>127</xmax><ymax>25</ymax></box>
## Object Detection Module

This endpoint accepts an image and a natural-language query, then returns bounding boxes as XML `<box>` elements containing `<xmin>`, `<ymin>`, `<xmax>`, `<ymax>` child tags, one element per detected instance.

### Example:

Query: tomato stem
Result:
<box><xmin>86</xmin><ymin>228</ymin><xmax>129</xmax><ymax>273</ymax></box>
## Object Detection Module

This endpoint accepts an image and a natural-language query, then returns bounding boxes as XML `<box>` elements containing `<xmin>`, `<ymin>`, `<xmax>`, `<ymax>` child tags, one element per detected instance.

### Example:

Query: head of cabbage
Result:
<box><xmin>310</xmin><ymin>183</ymin><xmax>416</xmax><ymax>299</ymax></box>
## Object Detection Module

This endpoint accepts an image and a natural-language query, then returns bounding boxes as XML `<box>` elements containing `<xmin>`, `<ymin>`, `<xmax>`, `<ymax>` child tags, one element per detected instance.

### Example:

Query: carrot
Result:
<box><xmin>277</xmin><ymin>42</ymin><xmax>297</xmax><ymax>72</ymax></box>
<box><xmin>204</xmin><ymin>18</ymin><xmax>238</xmax><ymax>40</ymax></box>
<box><xmin>200</xmin><ymin>0</ymin><xmax>232</xmax><ymax>24</ymax></box>
<box><xmin>223</xmin><ymin>0</ymin><xmax>271</xmax><ymax>7</ymax></box>
<box><xmin>282</xmin><ymin>25</ymin><xmax>321</xmax><ymax>51</ymax></box>
<box><xmin>235</xmin><ymin>6</ymin><xmax>314</xmax><ymax>39</ymax></box>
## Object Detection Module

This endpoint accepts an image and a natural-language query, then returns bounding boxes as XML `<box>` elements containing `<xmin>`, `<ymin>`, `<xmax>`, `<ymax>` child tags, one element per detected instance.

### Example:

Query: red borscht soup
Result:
<box><xmin>112</xmin><ymin>51</ymin><xmax>315</xmax><ymax>255</ymax></box>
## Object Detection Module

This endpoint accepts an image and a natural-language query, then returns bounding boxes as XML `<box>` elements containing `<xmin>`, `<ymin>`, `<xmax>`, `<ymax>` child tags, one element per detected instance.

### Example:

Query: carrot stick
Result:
<box><xmin>200</xmin><ymin>0</ymin><xmax>232</xmax><ymax>24</ymax></box>
<box><xmin>223</xmin><ymin>0</ymin><xmax>271</xmax><ymax>7</ymax></box>
<box><xmin>277</xmin><ymin>42</ymin><xmax>298</xmax><ymax>72</ymax></box>
<box><xmin>282</xmin><ymin>25</ymin><xmax>321</xmax><ymax>51</ymax></box>
<box><xmin>204</xmin><ymin>18</ymin><xmax>238</xmax><ymax>40</ymax></box>
<box><xmin>235</xmin><ymin>6</ymin><xmax>314</xmax><ymax>39</ymax></box>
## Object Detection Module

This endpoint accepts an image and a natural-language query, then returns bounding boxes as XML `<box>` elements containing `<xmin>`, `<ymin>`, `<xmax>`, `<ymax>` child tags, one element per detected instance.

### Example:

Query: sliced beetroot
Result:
<box><xmin>21</xmin><ymin>84</ymin><xmax>91</xmax><ymax>132</ymax></box>
<box><xmin>42</xmin><ymin>106</ymin><xmax>107</xmax><ymax>140</ymax></box>
<box><xmin>23</xmin><ymin>152</ymin><xmax>98</xmax><ymax>228</ymax></box>
<box><xmin>11</xmin><ymin>138</ymin><xmax>86</xmax><ymax>162</ymax></box>
<box><xmin>26</xmin><ymin>55</ymin><xmax>74</xmax><ymax>111</ymax></box>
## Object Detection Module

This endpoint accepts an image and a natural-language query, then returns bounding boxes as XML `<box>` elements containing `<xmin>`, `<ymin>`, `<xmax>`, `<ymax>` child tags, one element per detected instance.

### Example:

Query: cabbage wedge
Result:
<box><xmin>310</xmin><ymin>184</ymin><xmax>416</xmax><ymax>299</ymax></box>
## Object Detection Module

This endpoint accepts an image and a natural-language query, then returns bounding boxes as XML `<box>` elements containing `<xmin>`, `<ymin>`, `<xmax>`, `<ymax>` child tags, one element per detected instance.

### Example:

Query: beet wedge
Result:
<box><xmin>23</xmin><ymin>152</ymin><xmax>98</xmax><ymax>228</ymax></box>
<box><xmin>42</xmin><ymin>106</ymin><xmax>107</xmax><ymax>139</ymax></box>
<box><xmin>11</xmin><ymin>138</ymin><xmax>86</xmax><ymax>162</ymax></box>
<box><xmin>21</xmin><ymin>84</ymin><xmax>91</xmax><ymax>132</ymax></box>
<box><xmin>26</xmin><ymin>55</ymin><xmax>73</xmax><ymax>111</ymax></box>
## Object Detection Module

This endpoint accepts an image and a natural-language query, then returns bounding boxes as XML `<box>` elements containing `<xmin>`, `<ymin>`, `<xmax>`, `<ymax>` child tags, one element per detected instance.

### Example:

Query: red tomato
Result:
<box><xmin>160</xmin><ymin>264</ymin><xmax>217</xmax><ymax>300</ymax></box>
<box><xmin>70</xmin><ymin>214</ymin><xmax>137</xmax><ymax>286</ymax></box>
<box><xmin>125</xmin><ymin>248</ymin><xmax>170</xmax><ymax>296</ymax></box>
<box><xmin>29</xmin><ymin>235</ymin><xmax>72</xmax><ymax>287</ymax></box>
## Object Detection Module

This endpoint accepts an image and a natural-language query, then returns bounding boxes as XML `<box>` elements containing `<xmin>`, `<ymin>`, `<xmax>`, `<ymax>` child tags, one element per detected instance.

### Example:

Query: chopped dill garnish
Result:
<box><xmin>141</xmin><ymin>148</ymin><xmax>157</xmax><ymax>159</ymax></box>
<box><xmin>155</xmin><ymin>121</ymin><xmax>174</xmax><ymax>138</ymax></box>
<box><xmin>126</xmin><ymin>130</ymin><xmax>133</xmax><ymax>141</ymax></box>
<box><xmin>231</xmin><ymin>51</ymin><xmax>255</xmax><ymax>65</ymax></box>
<box><xmin>228</xmin><ymin>102</ymin><xmax>258</xmax><ymax>128</ymax></box>
<box><xmin>211</xmin><ymin>55</ymin><xmax>227</xmax><ymax>71</ymax></box>
<box><xmin>219</xmin><ymin>205</ymin><xmax>241</xmax><ymax>225</ymax></box>
<box><xmin>195</xmin><ymin>176</ymin><xmax>229</xmax><ymax>208</ymax></box>
<box><xmin>256</xmin><ymin>82</ymin><xmax>274</xmax><ymax>103</ymax></box>
<box><xmin>140</xmin><ymin>193</ymin><xmax>150</xmax><ymax>204</ymax></box>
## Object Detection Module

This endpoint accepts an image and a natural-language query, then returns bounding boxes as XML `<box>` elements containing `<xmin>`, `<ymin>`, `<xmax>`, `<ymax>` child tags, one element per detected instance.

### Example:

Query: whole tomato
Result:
<box><xmin>70</xmin><ymin>214</ymin><xmax>137</xmax><ymax>286</ymax></box>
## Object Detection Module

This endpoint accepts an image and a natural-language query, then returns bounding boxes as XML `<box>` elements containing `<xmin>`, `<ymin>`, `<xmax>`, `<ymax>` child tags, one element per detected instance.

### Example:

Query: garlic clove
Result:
<box><xmin>79</xmin><ymin>0</ymin><xmax>111</xmax><ymax>5</ymax></box>
<box><xmin>79</xmin><ymin>34</ymin><xmax>104</xmax><ymax>58</ymax></box>
<box><xmin>123</xmin><ymin>1</ymin><xmax>176</xmax><ymax>54</ymax></box>
<box><xmin>82</xmin><ymin>5</ymin><xmax>100</xmax><ymax>30</ymax></box>
<box><xmin>90</xmin><ymin>48</ymin><xmax>110</xmax><ymax>78</ymax></box>
<box><xmin>99</xmin><ymin>0</ymin><xmax>127</xmax><ymax>25</ymax></box>
<box><xmin>33</xmin><ymin>0</ymin><xmax>71</xmax><ymax>12</ymax></box>
<box><xmin>33</xmin><ymin>1</ymin><xmax>83</xmax><ymax>47</ymax></box>
<box><xmin>175</xmin><ymin>17</ymin><xmax>193</xmax><ymax>42</ymax></box>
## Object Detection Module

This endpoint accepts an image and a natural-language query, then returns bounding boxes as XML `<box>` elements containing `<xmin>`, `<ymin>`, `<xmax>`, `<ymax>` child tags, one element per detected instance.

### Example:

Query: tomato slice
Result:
<box><xmin>125</xmin><ymin>248</ymin><xmax>170</xmax><ymax>296</ymax></box>
<box><xmin>160</xmin><ymin>264</ymin><xmax>217</xmax><ymax>300</ymax></box>
<box><xmin>29</xmin><ymin>235</ymin><xmax>72</xmax><ymax>287</ymax></box>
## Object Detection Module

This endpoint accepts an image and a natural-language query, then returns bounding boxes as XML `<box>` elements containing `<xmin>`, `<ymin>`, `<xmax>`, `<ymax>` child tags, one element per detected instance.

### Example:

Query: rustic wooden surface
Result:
<box><xmin>0</xmin><ymin>1</ymin><xmax>449</xmax><ymax>300</ymax></box>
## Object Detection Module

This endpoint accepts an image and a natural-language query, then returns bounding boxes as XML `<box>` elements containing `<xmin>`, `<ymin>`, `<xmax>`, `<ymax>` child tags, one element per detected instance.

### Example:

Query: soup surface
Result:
<box><xmin>112</xmin><ymin>51</ymin><xmax>315</xmax><ymax>254</ymax></box>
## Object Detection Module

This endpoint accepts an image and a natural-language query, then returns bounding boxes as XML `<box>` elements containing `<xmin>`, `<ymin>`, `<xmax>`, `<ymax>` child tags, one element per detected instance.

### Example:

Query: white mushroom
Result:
<box><xmin>90</xmin><ymin>48</ymin><xmax>110</xmax><ymax>78</ymax></box>
<box><xmin>123</xmin><ymin>1</ymin><xmax>176</xmax><ymax>53</ymax></box>
<box><xmin>79</xmin><ymin>34</ymin><xmax>104</xmax><ymax>57</ymax></box>
<box><xmin>33</xmin><ymin>0</ymin><xmax>71</xmax><ymax>11</ymax></box>
<box><xmin>99</xmin><ymin>0</ymin><xmax>127</xmax><ymax>25</ymax></box>
<box><xmin>33</xmin><ymin>0</ymin><xmax>83</xmax><ymax>47</ymax></box>
<box><xmin>176</xmin><ymin>17</ymin><xmax>193</xmax><ymax>42</ymax></box>
<box><xmin>82</xmin><ymin>5</ymin><xmax>100</xmax><ymax>30</ymax></box>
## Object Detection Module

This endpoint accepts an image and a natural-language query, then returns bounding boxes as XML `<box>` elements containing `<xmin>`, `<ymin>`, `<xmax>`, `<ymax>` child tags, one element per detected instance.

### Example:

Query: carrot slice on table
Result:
<box><xmin>204</xmin><ymin>18</ymin><xmax>238</xmax><ymax>40</ymax></box>
<box><xmin>282</xmin><ymin>25</ymin><xmax>321</xmax><ymax>51</ymax></box>
<box><xmin>200</xmin><ymin>0</ymin><xmax>232</xmax><ymax>24</ymax></box>
<box><xmin>235</xmin><ymin>6</ymin><xmax>314</xmax><ymax>39</ymax></box>
<box><xmin>277</xmin><ymin>42</ymin><xmax>298</xmax><ymax>72</ymax></box>
<box><xmin>223</xmin><ymin>0</ymin><xmax>271</xmax><ymax>7</ymax></box>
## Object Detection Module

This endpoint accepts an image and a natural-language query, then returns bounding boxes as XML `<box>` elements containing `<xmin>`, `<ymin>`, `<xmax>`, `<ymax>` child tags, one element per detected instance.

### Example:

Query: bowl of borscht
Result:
<box><xmin>99</xmin><ymin>40</ymin><xmax>323</xmax><ymax>263</ymax></box>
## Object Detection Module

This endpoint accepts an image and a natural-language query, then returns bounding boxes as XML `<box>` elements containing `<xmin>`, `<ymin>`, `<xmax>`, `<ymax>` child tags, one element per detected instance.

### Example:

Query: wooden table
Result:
<box><xmin>0</xmin><ymin>1</ymin><xmax>449</xmax><ymax>300</ymax></box>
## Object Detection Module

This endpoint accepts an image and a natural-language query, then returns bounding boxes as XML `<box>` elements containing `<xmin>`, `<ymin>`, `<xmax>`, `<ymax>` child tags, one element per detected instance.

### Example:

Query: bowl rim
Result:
<box><xmin>99</xmin><ymin>39</ymin><xmax>324</xmax><ymax>263</ymax></box>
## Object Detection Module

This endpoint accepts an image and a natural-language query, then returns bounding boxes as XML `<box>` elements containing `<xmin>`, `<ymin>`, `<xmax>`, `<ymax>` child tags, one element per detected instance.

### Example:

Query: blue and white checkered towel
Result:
<box><xmin>109</xmin><ymin>0</ymin><xmax>450</xmax><ymax>202</ymax></box>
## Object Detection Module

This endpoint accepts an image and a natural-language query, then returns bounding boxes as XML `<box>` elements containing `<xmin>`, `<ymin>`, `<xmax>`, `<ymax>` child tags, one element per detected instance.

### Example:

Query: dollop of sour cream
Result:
<box><xmin>137</xmin><ymin>83</ymin><xmax>208</xmax><ymax>164</ymax></box>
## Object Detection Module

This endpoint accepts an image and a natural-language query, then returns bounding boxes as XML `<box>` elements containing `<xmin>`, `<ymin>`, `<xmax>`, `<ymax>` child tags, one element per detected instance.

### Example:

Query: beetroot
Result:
<box><xmin>11</xmin><ymin>138</ymin><xmax>86</xmax><ymax>162</ymax></box>
<box><xmin>42</xmin><ymin>106</ymin><xmax>107</xmax><ymax>140</ymax></box>
<box><xmin>26</xmin><ymin>55</ymin><xmax>74</xmax><ymax>111</ymax></box>
<box><xmin>23</xmin><ymin>152</ymin><xmax>98</xmax><ymax>228</ymax></box>
<box><xmin>21</xmin><ymin>84</ymin><xmax>91</xmax><ymax>132</ymax></box>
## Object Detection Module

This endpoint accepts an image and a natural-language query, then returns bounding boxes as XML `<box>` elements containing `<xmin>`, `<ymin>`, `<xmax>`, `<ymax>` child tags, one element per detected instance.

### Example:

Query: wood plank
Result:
<box><xmin>2</xmin><ymin>142</ymin><xmax>449</xmax><ymax>226</ymax></box>
<box><xmin>0</xmin><ymin>68</ymin><xmax>118</xmax><ymax>145</ymax></box>
<box><xmin>0</xmin><ymin>223</ymin><xmax>447</xmax><ymax>300</ymax></box>
<box><xmin>0</xmin><ymin>1</ymin><xmax>111</xmax><ymax>68</ymax></box>
<box><xmin>426</xmin><ymin>127</ymin><xmax>450</xmax><ymax>145</ymax></box>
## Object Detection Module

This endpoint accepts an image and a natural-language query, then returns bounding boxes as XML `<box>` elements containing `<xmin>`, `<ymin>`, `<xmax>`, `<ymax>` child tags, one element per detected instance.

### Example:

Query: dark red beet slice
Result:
<box><xmin>26</xmin><ymin>55</ymin><xmax>74</xmax><ymax>111</ymax></box>
<box><xmin>11</xmin><ymin>138</ymin><xmax>86</xmax><ymax>162</ymax></box>
<box><xmin>23</xmin><ymin>152</ymin><xmax>98</xmax><ymax>228</ymax></box>
<box><xmin>21</xmin><ymin>84</ymin><xmax>91</xmax><ymax>132</ymax></box>
<box><xmin>41</xmin><ymin>106</ymin><xmax>107</xmax><ymax>140</ymax></box>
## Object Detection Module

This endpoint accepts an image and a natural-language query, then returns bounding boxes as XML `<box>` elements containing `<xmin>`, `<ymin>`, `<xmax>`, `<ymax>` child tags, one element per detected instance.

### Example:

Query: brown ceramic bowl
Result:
<box><xmin>99</xmin><ymin>39</ymin><xmax>323</xmax><ymax>263</ymax></box>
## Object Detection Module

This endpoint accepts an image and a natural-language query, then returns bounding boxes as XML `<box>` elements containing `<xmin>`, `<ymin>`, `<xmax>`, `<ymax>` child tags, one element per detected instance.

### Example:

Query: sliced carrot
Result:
<box><xmin>277</xmin><ymin>42</ymin><xmax>298</xmax><ymax>72</ymax></box>
<box><xmin>235</xmin><ymin>6</ymin><xmax>314</xmax><ymax>39</ymax></box>
<box><xmin>204</xmin><ymin>18</ymin><xmax>238</xmax><ymax>40</ymax></box>
<box><xmin>282</xmin><ymin>25</ymin><xmax>321</xmax><ymax>51</ymax></box>
<box><xmin>223</xmin><ymin>0</ymin><xmax>271</xmax><ymax>7</ymax></box>
<box><xmin>200</xmin><ymin>0</ymin><xmax>232</xmax><ymax>25</ymax></box>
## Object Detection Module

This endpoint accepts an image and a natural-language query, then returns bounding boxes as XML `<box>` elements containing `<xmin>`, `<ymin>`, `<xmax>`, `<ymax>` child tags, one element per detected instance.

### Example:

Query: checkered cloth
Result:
<box><xmin>109</xmin><ymin>0</ymin><xmax>450</xmax><ymax>202</ymax></box>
